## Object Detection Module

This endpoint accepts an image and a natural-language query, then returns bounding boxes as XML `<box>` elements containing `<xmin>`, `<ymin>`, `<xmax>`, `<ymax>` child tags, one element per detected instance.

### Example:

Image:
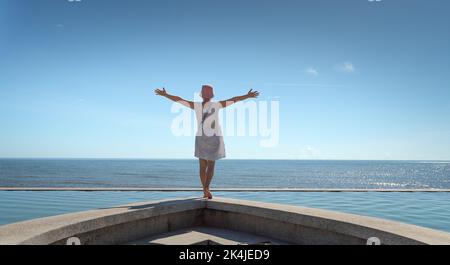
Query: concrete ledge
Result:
<box><xmin>0</xmin><ymin>197</ymin><xmax>205</xmax><ymax>245</ymax></box>
<box><xmin>0</xmin><ymin>197</ymin><xmax>450</xmax><ymax>245</ymax></box>
<box><xmin>128</xmin><ymin>226</ymin><xmax>288</xmax><ymax>245</ymax></box>
<box><xmin>206</xmin><ymin>197</ymin><xmax>450</xmax><ymax>245</ymax></box>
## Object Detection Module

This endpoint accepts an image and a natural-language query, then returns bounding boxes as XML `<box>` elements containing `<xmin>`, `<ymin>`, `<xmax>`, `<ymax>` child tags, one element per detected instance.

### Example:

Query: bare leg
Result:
<box><xmin>205</xmin><ymin>160</ymin><xmax>216</xmax><ymax>199</ymax></box>
<box><xmin>199</xmin><ymin>159</ymin><xmax>208</xmax><ymax>198</ymax></box>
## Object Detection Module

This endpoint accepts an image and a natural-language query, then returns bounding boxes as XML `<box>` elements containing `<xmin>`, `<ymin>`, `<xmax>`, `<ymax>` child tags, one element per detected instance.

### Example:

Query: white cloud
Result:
<box><xmin>305</xmin><ymin>67</ymin><xmax>319</xmax><ymax>76</ymax></box>
<box><xmin>336</xmin><ymin>62</ymin><xmax>356</xmax><ymax>73</ymax></box>
<box><xmin>263</xmin><ymin>82</ymin><xmax>346</xmax><ymax>88</ymax></box>
<box><xmin>300</xmin><ymin>145</ymin><xmax>320</xmax><ymax>158</ymax></box>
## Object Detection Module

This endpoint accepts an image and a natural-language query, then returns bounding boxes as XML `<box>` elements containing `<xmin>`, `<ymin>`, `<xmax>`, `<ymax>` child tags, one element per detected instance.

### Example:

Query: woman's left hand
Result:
<box><xmin>247</xmin><ymin>89</ymin><xmax>260</xmax><ymax>98</ymax></box>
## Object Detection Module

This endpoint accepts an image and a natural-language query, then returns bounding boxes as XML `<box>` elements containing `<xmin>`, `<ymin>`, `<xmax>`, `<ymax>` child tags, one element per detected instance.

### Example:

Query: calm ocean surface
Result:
<box><xmin>0</xmin><ymin>159</ymin><xmax>450</xmax><ymax>232</ymax></box>
<box><xmin>1</xmin><ymin>159</ymin><xmax>450</xmax><ymax>188</ymax></box>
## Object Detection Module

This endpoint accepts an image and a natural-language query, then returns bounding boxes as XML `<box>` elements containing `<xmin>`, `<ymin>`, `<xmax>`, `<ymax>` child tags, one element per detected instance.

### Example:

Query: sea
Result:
<box><xmin>0</xmin><ymin>159</ymin><xmax>449</xmax><ymax>232</ymax></box>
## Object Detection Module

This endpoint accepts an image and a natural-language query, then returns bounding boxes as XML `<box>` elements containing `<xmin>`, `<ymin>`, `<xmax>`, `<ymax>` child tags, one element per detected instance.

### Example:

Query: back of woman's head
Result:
<box><xmin>200</xmin><ymin>84</ymin><xmax>214</xmax><ymax>100</ymax></box>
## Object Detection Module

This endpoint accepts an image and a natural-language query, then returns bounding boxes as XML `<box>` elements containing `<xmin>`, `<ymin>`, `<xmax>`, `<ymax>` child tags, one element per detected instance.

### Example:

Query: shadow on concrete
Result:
<box><xmin>97</xmin><ymin>197</ymin><xmax>204</xmax><ymax>210</ymax></box>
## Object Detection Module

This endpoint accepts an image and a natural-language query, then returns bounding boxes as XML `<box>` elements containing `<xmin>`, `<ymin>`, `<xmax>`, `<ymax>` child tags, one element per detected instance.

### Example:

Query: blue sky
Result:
<box><xmin>0</xmin><ymin>0</ymin><xmax>449</xmax><ymax>160</ymax></box>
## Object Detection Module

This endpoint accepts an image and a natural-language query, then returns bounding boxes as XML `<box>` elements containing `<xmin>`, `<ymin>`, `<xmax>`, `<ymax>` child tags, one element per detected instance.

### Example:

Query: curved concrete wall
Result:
<box><xmin>0</xmin><ymin>197</ymin><xmax>449</xmax><ymax>245</ymax></box>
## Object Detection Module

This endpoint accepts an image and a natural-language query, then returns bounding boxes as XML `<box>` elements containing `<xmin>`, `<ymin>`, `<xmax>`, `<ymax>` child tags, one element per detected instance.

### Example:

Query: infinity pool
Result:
<box><xmin>0</xmin><ymin>191</ymin><xmax>449</xmax><ymax>233</ymax></box>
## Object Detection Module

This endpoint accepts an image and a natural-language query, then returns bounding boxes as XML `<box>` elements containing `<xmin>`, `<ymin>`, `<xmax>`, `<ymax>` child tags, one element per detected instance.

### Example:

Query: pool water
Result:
<box><xmin>0</xmin><ymin>191</ymin><xmax>449</xmax><ymax>233</ymax></box>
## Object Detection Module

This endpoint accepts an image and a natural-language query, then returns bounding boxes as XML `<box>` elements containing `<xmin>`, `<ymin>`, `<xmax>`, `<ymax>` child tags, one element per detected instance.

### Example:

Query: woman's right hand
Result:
<box><xmin>155</xmin><ymin>87</ymin><xmax>168</xmax><ymax>97</ymax></box>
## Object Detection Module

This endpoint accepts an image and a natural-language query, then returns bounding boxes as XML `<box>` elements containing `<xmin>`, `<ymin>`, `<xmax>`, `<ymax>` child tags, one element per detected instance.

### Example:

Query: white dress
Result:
<box><xmin>194</xmin><ymin>101</ymin><xmax>226</xmax><ymax>161</ymax></box>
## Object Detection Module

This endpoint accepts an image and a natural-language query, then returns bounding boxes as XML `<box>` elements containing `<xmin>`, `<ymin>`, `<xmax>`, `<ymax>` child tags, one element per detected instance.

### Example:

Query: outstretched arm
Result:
<box><xmin>220</xmin><ymin>89</ymin><xmax>260</xmax><ymax>108</ymax></box>
<box><xmin>154</xmin><ymin>88</ymin><xmax>194</xmax><ymax>109</ymax></box>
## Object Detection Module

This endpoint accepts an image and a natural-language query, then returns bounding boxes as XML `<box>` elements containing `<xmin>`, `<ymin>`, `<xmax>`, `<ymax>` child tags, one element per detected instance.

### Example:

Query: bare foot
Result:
<box><xmin>205</xmin><ymin>188</ymin><xmax>213</xmax><ymax>199</ymax></box>
<box><xmin>202</xmin><ymin>188</ymin><xmax>208</xmax><ymax>198</ymax></box>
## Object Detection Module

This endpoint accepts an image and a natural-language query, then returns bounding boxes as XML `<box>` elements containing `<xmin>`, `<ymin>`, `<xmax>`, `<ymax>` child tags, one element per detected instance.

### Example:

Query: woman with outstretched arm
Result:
<box><xmin>155</xmin><ymin>84</ymin><xmax>259</xmax><ymax>199</ymax></box>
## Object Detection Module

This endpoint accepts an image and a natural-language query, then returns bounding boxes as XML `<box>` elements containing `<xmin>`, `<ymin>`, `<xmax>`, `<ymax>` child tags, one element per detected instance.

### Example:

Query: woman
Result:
<box><xmin>155</xmin><ymin>84</ymin><xmax>259</xmax><ymax>199</ymax></box>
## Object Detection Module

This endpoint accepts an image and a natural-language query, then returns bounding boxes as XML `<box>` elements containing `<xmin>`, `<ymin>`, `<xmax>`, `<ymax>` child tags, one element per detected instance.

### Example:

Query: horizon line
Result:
<box><xmin>0</xmin><ymin>157</ymin><xmax>449</xmax><ymax>162</ymax></box>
